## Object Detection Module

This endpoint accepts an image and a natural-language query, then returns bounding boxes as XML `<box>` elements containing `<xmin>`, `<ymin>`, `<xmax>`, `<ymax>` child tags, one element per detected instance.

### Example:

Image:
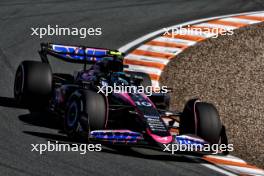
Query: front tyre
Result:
<box><xmin>180</xmin><ymin>99</ymin><xmax>223</xmax><ymax>144</ymax></box>
<box><xmin>64</xmin><ymin>90</ymin><xmax>108</xmax><ymax>140</ymax></box>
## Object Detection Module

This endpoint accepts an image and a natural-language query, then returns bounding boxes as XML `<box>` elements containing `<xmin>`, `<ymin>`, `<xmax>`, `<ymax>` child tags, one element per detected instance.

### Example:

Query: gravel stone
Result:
<box><xmin>160</xmin><ymin>22</ymin><xmax>264</xmax><ymax>168</ymax></box>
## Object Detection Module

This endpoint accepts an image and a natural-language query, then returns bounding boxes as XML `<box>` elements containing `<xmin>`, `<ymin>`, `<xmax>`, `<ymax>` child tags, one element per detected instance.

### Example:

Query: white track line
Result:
<box><xmin>220</xmin><ymin>165</ymin><xmax>264</xmax><ymax>175</ymax></box>
<box><xmin>125</xmin><ymin>54</ymin><xmax>170</xmax><ymax>65</ymax></box>
<box><xmin>194</xmin><ymin>23</ymin><xmax>237</xmax><ymax>30</ymax></box>
<box><xmin>248</xmin><ymin>13</ymin><xmax>264</xmax><ymax>17</ymax></box>
<box><xmin>124</xmin><ymin>65</ymin><xmax>162</xmax><ymax>75</ymax></box>
<box><xmin>174</xmin><ymin>28</ymin><xmax>216</xmax><ymax>38</ymax></box>
<box><xmin>138</xmin><ymin>44</ymin><xmax>183</xmax><ymax>55</ymax></box>
<box><xmin>119</xmin><ymin>11</ymin><xmax>264</xmax><ymax>52</ymax></box>
<box><xmin>206</xmin><ymin>155</ymin><xmax>246</xmax><ymax>163</ymax></box>
<box><xmin>186</xmin><ymin>155</ymin><xmax>238</xmax><ymax>176</ymax></box>
<box><xmin>153</xmin><ymin>36</ymin><xmax>197</xmax><ymax>46</ymax></box>
<box><xmin>220</xmin><ymin>17</ymin><xmax>260</xmax><ymax>24</ymax></box>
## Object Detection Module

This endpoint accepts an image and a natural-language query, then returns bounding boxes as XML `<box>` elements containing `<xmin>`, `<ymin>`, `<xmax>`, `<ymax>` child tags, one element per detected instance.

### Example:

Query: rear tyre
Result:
<box><xmin>180</xmin><ymin>99</ymin><xmax>222</xmax><ymax>144</ymax></box>
<box><xmin>14</xmin><ymin>61</ymin><xmax>52</xmax><ymax>109</ymax></box>
<box><xmin>64</xmin><ymin>90</ymin><xmax>108</xmax><ymax>140</ymax></box>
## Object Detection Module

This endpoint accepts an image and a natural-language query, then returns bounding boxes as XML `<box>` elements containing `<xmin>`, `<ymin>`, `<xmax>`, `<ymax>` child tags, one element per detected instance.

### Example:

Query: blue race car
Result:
<box><xmin>13</xmin><ymin>43</ymin><xmax>228</xmax><ymax>153</ymax></box>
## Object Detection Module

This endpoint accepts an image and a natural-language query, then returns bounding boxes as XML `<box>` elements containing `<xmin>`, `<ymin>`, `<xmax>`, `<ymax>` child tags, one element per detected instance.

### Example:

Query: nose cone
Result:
<box><xmin>147</xmin><ymin>129</ymin><xmax>173</xmax><ymax>144</ymax></box>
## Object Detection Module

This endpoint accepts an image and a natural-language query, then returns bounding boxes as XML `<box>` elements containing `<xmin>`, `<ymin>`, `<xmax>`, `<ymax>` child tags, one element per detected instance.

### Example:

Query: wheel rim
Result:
<box><xmin>67</xmin><ymin>102</ymin><xmax>79</xmax><ymax>127</ymax></box>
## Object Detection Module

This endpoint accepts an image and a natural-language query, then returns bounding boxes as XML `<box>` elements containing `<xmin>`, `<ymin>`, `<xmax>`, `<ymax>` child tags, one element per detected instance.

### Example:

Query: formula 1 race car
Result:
<box><xmin>14</xmin><ymin>43</ymin><xmax>228</xmax><ymax>153</ymax></box>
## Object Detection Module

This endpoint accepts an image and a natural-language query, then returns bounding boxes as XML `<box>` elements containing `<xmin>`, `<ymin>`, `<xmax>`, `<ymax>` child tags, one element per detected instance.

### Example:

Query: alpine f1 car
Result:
<box><xmin>14</xmin><ymin>43</ymin><xmax>228</xmax><ymax>153</ymax></box>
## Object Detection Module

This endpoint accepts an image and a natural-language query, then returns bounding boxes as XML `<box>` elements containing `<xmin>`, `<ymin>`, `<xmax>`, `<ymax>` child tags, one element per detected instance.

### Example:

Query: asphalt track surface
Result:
<box><xmin>0</xmin><ymin>0</ymin><xmax>264</xmax><ymax>176</ymax></box>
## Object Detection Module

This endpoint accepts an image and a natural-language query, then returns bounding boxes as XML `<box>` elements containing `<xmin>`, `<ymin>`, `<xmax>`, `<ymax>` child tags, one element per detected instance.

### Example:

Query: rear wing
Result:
<box><xmin>39</xmin><ymin>43</ymin><xmax>123</xmax><ymax>65</ymax></box>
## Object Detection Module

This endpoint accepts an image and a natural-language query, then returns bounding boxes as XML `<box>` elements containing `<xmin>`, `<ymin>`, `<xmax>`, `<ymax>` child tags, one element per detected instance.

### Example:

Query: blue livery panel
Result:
<box><xmin>50</xmin><ymin>44</ymin><xmax>108</xmax><ymax>62</ymax></box>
